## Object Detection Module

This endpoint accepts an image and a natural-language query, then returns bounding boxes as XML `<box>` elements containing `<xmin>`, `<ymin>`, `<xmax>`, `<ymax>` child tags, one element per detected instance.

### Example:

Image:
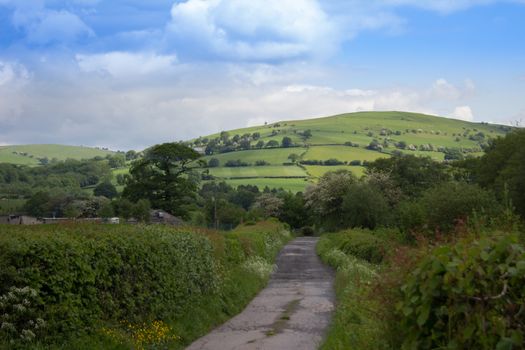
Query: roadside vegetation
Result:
<box><xmin>0</xmin><ymin>220</ymin><xmax>291</xmax><ymax>349</ymax></box>
<box><xmin>315</xmin><ymin>128</ymin><xmax>525</xmax><ymax>349</ymax></box>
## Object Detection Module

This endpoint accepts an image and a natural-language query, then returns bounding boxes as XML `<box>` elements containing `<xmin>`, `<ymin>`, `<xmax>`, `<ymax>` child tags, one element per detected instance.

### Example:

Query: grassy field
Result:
<box><xmin>202</xmin><ymin>147</ymin><xmax>306</xmax><ymax>166</ymax></box>
<box><xmin>208</xmin><ymin>165</ymin><xmax>307</xmax><ymax>178</ymax></box>
<box><xmin>219</xmin><ymin>178</ymin><xmax>312</xmax><ymax>192</ymax></box>
<box><xmin>304</xmin><ymin>146</ymin><xmax>389</xmax><ymax>162</ymax></box>
<box><xmin>0</xmin><ymin>144</ymin><xmax>116</xmax><ymax>165</ymax></box>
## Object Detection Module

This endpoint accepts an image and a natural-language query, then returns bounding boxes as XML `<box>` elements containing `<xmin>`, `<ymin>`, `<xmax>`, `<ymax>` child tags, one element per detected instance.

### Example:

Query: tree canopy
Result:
<box><xmin>123</xmin><ymin>143</ymin><xmax>203</xmax><ymax>218</ymax></box>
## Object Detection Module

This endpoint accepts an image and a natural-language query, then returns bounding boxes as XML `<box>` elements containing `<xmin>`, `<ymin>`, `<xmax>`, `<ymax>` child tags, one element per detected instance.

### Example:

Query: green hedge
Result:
<box><xmin>0</xmin><ymin>221</ymin><xmax>291</xmax><ymax>348</ymax></box>
<box><xmin>319</xmin><ymin>229</ymin><xmax>391</xmax><ymax>264</ymax></box>
<box><xmin>317</xmin><ymin>231</ymin><xmax>389</xmax><ymax>350</ymax></box>
<box><xmin>396</xmin><ymin>233</ymin><xmax>525</xmax><ymax>349</ymax></box>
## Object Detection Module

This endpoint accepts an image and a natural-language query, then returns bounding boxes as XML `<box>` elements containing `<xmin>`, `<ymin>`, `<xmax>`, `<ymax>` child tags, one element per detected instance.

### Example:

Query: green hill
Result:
<box><xmin>0</xmin><ymin>144</ymin><xmax>116</xmax><ymax>166</ymax></box>
<box><xmin>193</xmin><ymin>111</ymin><xmax>511</xmax><ymax>192</ymax></box>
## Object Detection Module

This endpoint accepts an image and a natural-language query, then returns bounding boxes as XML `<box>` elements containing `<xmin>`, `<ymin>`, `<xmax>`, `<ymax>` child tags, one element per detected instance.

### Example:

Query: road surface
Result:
<box><xmin>186</xmin><ymin>237</ymin><xmax>335</xmax><ymax>350</ymax></box>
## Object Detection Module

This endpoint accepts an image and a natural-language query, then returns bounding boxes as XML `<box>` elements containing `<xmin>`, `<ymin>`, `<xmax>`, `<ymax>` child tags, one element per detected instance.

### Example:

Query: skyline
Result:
<box><xmin>0</xmin><ymin>0</ymin><xmax>524</xmax><ymax>150</ymax></box>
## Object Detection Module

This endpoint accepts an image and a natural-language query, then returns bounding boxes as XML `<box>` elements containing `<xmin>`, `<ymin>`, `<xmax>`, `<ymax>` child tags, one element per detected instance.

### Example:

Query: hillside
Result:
<box><xmin>0</xmin><ymin>144</ymin><xmax>116</xmax><ymax>166</ymax></box>
<box><xmin>191</xmin><ymin>111</ymin><xmax>511</xmax><ymax>192</ymax></box>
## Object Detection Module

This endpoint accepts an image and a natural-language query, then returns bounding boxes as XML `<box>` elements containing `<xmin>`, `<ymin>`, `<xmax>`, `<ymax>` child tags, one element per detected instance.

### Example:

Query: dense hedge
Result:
<box><xmin>319</xmin><ymin>229</ymin><xmax>392</xmax><ymax>264</ymax></box>
<box><xmin>317</xmin><ymin>231</ymin><xmax>388</xmax><ymax>350</ymax></box>
<box><xmin>0</xmin><ymin>221</ymin><xmax>291</xmax><ymax>348</ymax></box>
<box><xmin>396</xmin><ymin>233</ymin><xmax>525</xmax><ymax>349</ymax></box>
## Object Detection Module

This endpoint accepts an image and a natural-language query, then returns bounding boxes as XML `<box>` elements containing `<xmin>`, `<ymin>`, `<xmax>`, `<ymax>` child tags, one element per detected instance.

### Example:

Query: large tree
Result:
<box><xmin>123</xmin><ymin>143</ymin><xmax>203</xmax><ymax>218</ymax></box>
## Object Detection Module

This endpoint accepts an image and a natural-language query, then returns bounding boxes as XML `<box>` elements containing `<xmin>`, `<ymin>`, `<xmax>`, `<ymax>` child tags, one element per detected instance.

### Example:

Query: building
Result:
<box><xmin>0</xmin><ymin>215</ymin><xmax>42</xmax><ymax>225</ymax></box>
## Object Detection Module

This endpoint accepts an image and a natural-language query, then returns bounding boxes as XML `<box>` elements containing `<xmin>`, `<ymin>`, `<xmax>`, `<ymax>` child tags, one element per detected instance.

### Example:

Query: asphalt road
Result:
<box><xmin>186</xmin><ymin>237</ymin><xmax>335</xmax><ymax>350</ymax></box>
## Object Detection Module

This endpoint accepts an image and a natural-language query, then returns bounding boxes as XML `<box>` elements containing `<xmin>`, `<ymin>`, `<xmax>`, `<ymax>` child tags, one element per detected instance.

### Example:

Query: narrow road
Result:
<box><xmin>186</xmin><ymin>237</ymin><xmax>335</xmax><ymax>350</ymax></box>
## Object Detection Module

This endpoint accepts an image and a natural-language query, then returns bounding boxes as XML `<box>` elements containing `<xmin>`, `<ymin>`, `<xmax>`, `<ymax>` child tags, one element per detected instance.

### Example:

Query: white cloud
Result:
<box><xmin>0</xmin><ymin>61</ymin><xmax>29</xmax><ymax>87</ymax></box>
<box><xmin>166</xmin><ymin>0</ymin><xmax>338</xmax><ymax>60</ymax></box>
<box><xmin>451</xmin><ymin>105</ymin><xmax>474</xmax><ymax>121</ymax></box>
<box><xmin>76</xmin><ymin>52</ymin><xmax>178</xmax><ymax>77</ymax></box>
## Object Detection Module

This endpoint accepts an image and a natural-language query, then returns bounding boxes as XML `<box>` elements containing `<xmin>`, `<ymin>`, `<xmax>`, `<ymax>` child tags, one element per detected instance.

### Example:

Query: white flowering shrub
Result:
<box><xmin>241</xmin><ymin>257</ymin><xmax>276</xmax><ymax>280</ymax></box>
<box><xmin>0</xmin><ymin>286</ymin><xmax>45</xmax><ymax>345</ymax></box>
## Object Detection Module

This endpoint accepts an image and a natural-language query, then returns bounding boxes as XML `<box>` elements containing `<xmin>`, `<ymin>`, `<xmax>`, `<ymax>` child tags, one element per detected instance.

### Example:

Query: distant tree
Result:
<box><xmin>132</xmin><ymin>199</ymin><xmax>151</xmax><ymax>223</ymax></box>
<box><xmin>301</xmin><ymin>129</ymin><xmax>312</xmax><ymax>140</ymax></box>
<box><xmin>367</xmin><ymin>155</ymin><xmax>450</xmax><ymax>197</ymax></box>
<box><xmin>255</xmin><ymin>140</ymin><xmax>265</xmax><ymax>149</ymax></box>
<box><xmin>232</xmin><ymin>134</ymin><xmax>240</xmax><ymax>143</ymax></box>
<box><xmin>239</xmin><ymin>139</ymin><xmax>251</xmax><ymax>150</ymax></box>
<box><xmin>208</xmin><ymin>158</ymin><xmax>220</xmax><ymax>168</ymax></box>
<box><xmin>112</xmin><ymin>198</ymin><xmax>134</xmax><ymax>219</ymax></box>
<box><xmin>281</xmin><ymin>137</ymin><xmax>293</xmax><ymax>148</ymax></box>
<box><xmin>107</xmin><ymin>154</ymin><xmax>126</xmax><ymax>168</ymax></box>
<box><xmin>116</xmin><ymin>173</ymin><xmax>127</xmax><ymax>186</ymax></box>
<box><xmin>220</xmin><ymin>131</ymin><xmax>230</xmax><ymax>143</ymax></box>
<box><xmin>253</xmin><ymin>193</ymin><xmax>284</xmax><ymax>218</ymax></box>
<box><xmin>342</xmin><ymin>183</ymin><xmax>390</xmax><ymax>229</ymax></box>
<box><xmin>252</xmin><ymin>132</ymin><xmax>261</xmax><ymax>140</ymax></box>
<box><xmin>123</xmin><ymin>142</ymin><xmax>203</xmax><ymax>218</ymax></box>
<box><xmin>125</xmin><ymin>150</ymin><xmax>138</xmax><ymax>161</ymax></box>
<box><xmin>98</xmin><ymin>202</ymin><xmax>115</xmax><ymax>218</ymax></box>
<box><xmin>287</xmin><ymin>153</ymin><xmax>299</xmax><ymax>163</ymax></box>
<box><xmin>266</xmin><ymin>140</ymin><xmax>279</xmax><ymax>148</ymax></box>
<box><xmin>24</xmin><ymin>191</ymin><xmax>51</xmax><ymax>217</ymax></box>
<box><xmin>477</xmin><ymin>129</ymin><xmax>525</xmax><ymax>217</ymax></box>
<box><xmin>94</xmin><ymin>181</ymin><xmax>118</xmax><ymax>199</ymax></box>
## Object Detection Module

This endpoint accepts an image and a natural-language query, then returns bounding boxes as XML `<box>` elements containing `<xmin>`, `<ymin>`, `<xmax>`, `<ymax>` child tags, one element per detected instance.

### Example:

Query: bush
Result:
<box><xmin>0</xmin><ymin>221</ymin><xmax>291</xmax><ymax>347</ymax></box>
<box><xmin>321</xmin><ymin>230</ymin><xmax>390</xmax><ymax>264</ymax></box>
<box><xmin>342</xmin><ymin>183</ymin><xmax>390</xmax><ymax>230</ymax></box>
<box><xmin>419</xmin><ymin>182</ymin><xmax>499</xmax><ymax>233</ymax></box>
<box><xmin>396</xmin><ymin>233</ymin><xmax>525</xmax><ymax>349</ymax></box>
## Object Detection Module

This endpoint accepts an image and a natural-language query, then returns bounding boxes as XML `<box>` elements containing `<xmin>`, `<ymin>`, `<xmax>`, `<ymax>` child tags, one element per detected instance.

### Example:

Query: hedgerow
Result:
<box><xmin>396</xmin><ymin>233</ymin><xmax>525</xmax><ymax>349</ymax></box>
<box><xmin>0</xmin><ymin>220</ymin><xmax>291</xmax><ymax>348</ymax></box>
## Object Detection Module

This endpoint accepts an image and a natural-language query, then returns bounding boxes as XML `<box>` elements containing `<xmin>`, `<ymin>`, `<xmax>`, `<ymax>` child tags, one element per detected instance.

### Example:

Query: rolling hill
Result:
<box><xmin>192</xmin><ymin>111</ymin><xmax>511</xmax><ymax>192</ymax></box>
<box><xmin>0</xmin><ymin>144</ymin><xmax>116</xmax><ymax>166</ymax></box>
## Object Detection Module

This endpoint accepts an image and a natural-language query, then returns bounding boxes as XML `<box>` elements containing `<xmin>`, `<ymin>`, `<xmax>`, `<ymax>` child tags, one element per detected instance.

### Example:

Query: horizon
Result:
<box><xmin>0</xmin><ymin>1</ymin><xmax>524</xmax><ymax>149</ymax></box>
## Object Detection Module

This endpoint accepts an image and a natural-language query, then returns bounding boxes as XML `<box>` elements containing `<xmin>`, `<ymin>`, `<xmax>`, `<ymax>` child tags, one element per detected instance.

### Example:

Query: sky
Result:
<box><xmin>0</xmin><ymin>0</ymin><xmax>524</xmax><ymax>150</ymax></box>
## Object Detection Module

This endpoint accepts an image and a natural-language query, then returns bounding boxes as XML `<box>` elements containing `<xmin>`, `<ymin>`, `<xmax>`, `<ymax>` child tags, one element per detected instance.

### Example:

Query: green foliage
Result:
<box><xmin>342</xmin><ymin>183</ymin><xmax>391</xmax><ymax>229</ymax></box>
<box><xmin>0</xmin><ymin>221</ymin><xmax>291</xmax><ymax>348</ymax></box>
<box><xmin>320</xmin><ymin>230</ymin><xmax>391</xmax><ymax>264</ymax></box>
<box><xmin>93</xmin><ymin>181</ymin><xmax>118</xmax><ymax>199</ymax></box>
<box><xmin>396</xmin><ymin>233</ymin><xmax>525</xmax><ymax>349</ymax></box>
<box><xmin>477</xmin><ymin>129</ymin><xmax>525</xmax><ymax>218</ymax></box>
<box><xmin>367</xmin><ymin>155</ymin><xmax>450</xmax><ymax>197</ymax></box>
<box><xmin>398</xmin><ymin>182</ymin><xmax>499</xmax><ymax>234</ymax></box>
<box><xmin>317</xmin><ymin>233</ymin><xmax>389</xmax><ymax>350</ymax></box>
<box><xmin>123</xmin><ymin>143</ymin><xmax>203</xmax><ymax>218</ymax></box>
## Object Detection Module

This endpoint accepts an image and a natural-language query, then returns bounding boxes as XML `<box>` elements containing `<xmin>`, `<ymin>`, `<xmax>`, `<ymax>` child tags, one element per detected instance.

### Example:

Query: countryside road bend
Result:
<box><xmin>186</xmin><ymin>237</ymin><xmax>335</xmax><ymax>350</ymax></box>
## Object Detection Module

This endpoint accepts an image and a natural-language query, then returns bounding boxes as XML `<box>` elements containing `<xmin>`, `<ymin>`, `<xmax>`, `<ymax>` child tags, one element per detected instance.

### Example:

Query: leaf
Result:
<box><xmin>417</xmin><ymin>305</ymin><xmax>430</xmax><ymax>326</ymax></box>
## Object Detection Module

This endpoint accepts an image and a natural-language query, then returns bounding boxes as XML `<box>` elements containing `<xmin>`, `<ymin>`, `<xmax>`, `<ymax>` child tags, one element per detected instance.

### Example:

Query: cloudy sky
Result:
<box><xmin>0</xmin><ymin>0</ymin><xmax>524</xmax><ymax>150</ymax></box>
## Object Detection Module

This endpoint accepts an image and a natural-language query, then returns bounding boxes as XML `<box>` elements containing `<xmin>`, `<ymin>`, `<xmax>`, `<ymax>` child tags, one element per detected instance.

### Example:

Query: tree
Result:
<box><xmin>125</xmin><ymin>150</ymin><xmax>138</xmax><ymax>161</ymax></box>
<box><xmin>288</xmin><ymin>153</ymin><xmax>300</xmax><ymax>163</ymax></box>
<box><xmin>476</xmin><ymin>130</ymin><xmax>525</xmax><ymax>218</ymax></box>
<box><xmin>239</xmin><ymin>139</ymin><xmax>251</xmax><ymax>150</ymax></box>
<box><xmin>266</xmin><ymin>140</ymin><xmax>279</xmax><ymax>148</ymax></box>
<box><xmin>255</xmin><ymin>140</ymin><xmax>265</xmax><ymax>149</ymax></box>
<box><xmin>367</xmin><ymin>155</ymin><xmax>449</xmax><ymax>197</ymax></box>
<box><xmin>94</xmin><ymin>181</ymin><xmax>118</xmax><ymax>199</ymax></box>
<box><xmin>132</xmin><ymin>199</ymin><xmax>151</xmax><ymax>223</ymax></box>
<box><xmin>98</xmin><ymin>202</ymin><xmax>115</xmax><ymax>218</ymax></box>
<box><xmin>342</xmin><ymin>183</ymin><xmax>390</xmax><ymax>229</ymax></box>
<box><xmin>24</xmin><ymin>191</ymin><xmax>51</xmax><ymax>217</ymax></box>
<box><xmin>304</xmin><ymin>170</ymin><xmax>357</xmax><ymax>230</ymax></box>
<box><xmin>208</xmin><ymin>158</ymin><xmax>220</xmax><ymax>168</ymax></box>
<box><xmin>282</xmin><ymin>136</ymin><xmax>293</xmax><ymax>148</ymax></box>
<box><xmin>123</xmin><ymin>142</ymin><xmax>203</xmax><ymax>218</ymax></box>
<box><xmin>252</xmin><ymin>132</ymin><xmax>261</xmax><ymax>140</ymax></box>
<box><xmin>253</xmin><ymin>193</ymin><xmax>284</xmax><ymax>218</ymax></box>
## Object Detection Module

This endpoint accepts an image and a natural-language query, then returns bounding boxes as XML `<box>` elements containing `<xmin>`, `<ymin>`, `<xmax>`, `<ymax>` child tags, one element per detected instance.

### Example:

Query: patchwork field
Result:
<box><xmin>208</xmin><ymin>165</ymin><xmax>307</xmax><ymax>178</ymax></box>
<box><xmin>220</xmin><ymin>178</ymin><xmax>312</xmax><ymax>193</ymax></box>
<box><xmin>303</xmin><ymin>165</ymin><xmax>366</xmax><ymax>179</ymax></box>
<box><xmin>303</xmin><ymin>146</ymin><xmax>389</xmax><ymax>162</ymax></box>
<box><xmin>202</xmin><ymin>147</ymin><xmax>307</xmax><ymax>166</ymax></box>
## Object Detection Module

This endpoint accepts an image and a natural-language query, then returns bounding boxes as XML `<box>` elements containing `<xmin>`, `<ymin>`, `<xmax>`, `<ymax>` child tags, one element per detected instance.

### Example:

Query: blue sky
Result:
<box><xmin>0</xmin><ymin>0</ymin><xmax>524</xmax><ymax>150</ymax></box>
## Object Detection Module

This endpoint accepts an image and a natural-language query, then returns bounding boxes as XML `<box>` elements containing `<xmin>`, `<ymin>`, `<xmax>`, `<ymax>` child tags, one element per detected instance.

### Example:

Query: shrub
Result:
<box><xmin>396</xmin><ymin>233</ymin><xmax>525</xmax><ymax>349</ymax></box>
<box><xmin>342</xmin><ymin>183</ymin><xmax>390</xmax><ymax>230</ymax></box>
<box><xmin>0</xmin><ymin>221</ymin><xmax>291</xmax><ymax>347</ymax></box>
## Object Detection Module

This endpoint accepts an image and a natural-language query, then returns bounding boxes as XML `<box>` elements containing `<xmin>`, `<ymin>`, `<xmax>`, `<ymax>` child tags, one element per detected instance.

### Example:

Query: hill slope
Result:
<box><xmin>0</xmin><ymin>144</ymin><xmax>116</xmax><ymax>166</ymax></box>
<box><xmin>192</xmin><ymin>111</ymin><xmax>511</xmax><ymax>192</ymax></box>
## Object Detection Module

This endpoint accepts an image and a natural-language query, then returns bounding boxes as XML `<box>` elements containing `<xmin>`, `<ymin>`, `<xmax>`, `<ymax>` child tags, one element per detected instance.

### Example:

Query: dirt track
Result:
<box><xmin>186</xmin><ymin>237</ymin><xmax>335</xmax><ymax>350</ymax></box>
